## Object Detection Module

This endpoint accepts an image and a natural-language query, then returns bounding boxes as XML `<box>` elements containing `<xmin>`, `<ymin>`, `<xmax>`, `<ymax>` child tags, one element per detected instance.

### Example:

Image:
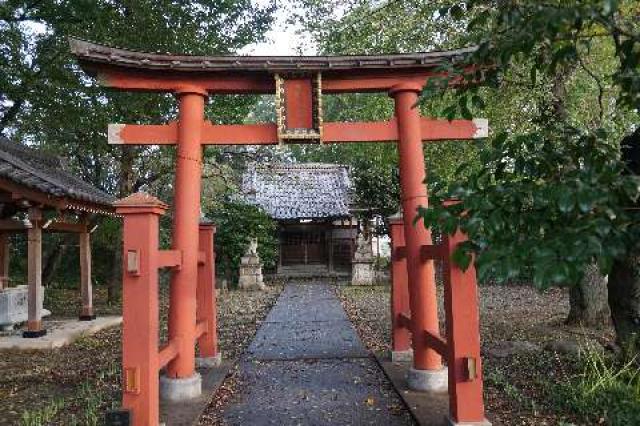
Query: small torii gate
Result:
<box><xmin>70</xmin><ymin>39</ymin><xmax>489</xmax><ymax>426</ymax></box>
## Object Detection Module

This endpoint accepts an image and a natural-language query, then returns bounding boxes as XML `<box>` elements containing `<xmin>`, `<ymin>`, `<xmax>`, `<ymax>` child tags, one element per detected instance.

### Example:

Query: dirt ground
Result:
<box><xmin>0</xmin><ymin>284</ymin><xmax>281</xmax><ymax>425</ymax></box>
<box><xmin>337</xmin><ymin>283</ymin><xmax>616</xmax><ymax>426</ymax></box>
<box><xmin>0</xmin><ymin>281</ymin><xmax>616</xmax><ymax>425</ymax></box>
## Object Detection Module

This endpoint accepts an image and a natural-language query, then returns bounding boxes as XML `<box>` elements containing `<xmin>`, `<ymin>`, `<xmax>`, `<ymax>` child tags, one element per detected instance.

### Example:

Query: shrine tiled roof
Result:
<box><xmin>69</xmin><ymin>38</ymin><xmax>476</xmax><ymax>74</ymax></box>
<box><xmin>0</xmin><ymin>136</ymin><xmax>115</xmax><ymax>210</ymax></box>
<box><xmin>242</xmin><ymin>163</ymin><xmax>352</xmax><ymax>220</ymax></box>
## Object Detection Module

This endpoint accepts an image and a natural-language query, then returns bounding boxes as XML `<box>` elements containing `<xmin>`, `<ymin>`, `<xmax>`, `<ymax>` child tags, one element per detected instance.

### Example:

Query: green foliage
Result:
<box><xmin>209</xmin><ymin>200</ymin><xmax>278</xmax><ymax>284</ymax></box>
<box><xmin>0</xmin><ymin>1</ymin><xmax>275</xmax><ymax>290</ymax></box>
<box><xmin>21</xmin><ymin>397</ymin><xmax>66</xmax><ymax>426</ymax></box>
<box><xmin>428</xmin><ymin>1</ymin><xmax>640</xmax><ymax>116</ymax></box>
<box><xmin>420</xmin><ymin>127</ymin><xmax>640</xmax><ymax>287</ymax></box>
<box><xmin>553</xmin><ymin>348</ymin><xmax>640</xmax><ymax>425</ymax></box>
<box><xmin>416</xmin><ymin>0</ymin><xmax>640</xmax><ymax>287</ymax></box>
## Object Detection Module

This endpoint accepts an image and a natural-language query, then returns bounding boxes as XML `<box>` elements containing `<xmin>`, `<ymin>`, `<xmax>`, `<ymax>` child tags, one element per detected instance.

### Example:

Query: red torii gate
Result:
<box><xmin>70</xmin><ymin>39</ymin><xmax>489</xmax><ymax>426</ymax></box>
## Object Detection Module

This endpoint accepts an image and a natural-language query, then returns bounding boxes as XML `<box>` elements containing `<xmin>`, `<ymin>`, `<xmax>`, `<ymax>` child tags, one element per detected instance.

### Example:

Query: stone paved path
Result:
<box><xmin>221</xmin><ymin>284</ymin><xmax>414</xmax><ymax>425</ymax></box>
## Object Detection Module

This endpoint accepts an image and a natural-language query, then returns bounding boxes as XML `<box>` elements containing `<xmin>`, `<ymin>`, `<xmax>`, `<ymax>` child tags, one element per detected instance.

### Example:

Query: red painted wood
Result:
<box><xmin>389</xmin><ymin>216</ymin><xmax>411</xmax><ymax>353</ymax></box>
<box><xmin>113</xmin><ymin>118</ymin><xmax>482</xmax><ymax>145</ymax></box>
<box><xmin>284</xmin><ymin>79</ymin><xmax>314</xmax><ymax>129</ymax></box>
<box><xmin>443</xmin><ymin>230</ymin><xmax>487</xmax><ymax>423</ymax></box>
<box><xmin>100</xmin><ymin>69</ymin><xmax>274</xmax><ymax>93</ymax></box>
<box><xmin>392</xmin><ymin>85</ymin><xmax>443</xmax><ymax>371</ymax></box>
<box><xmin>158</xmin><ymin>340</ymin><xmax>179</xmax><ymax>369</ymax></box>
<box><xmin>97</xmin><ymin>68</ymin><xmax>435</xmax><ymax>94</ymax></box>
<box><xmin>420</xmin><ymin>244</ymin><xmax>447</xmax><ymax>261</ymax></box>
<box><xmin>117</xmin><ymin>199</ymin><xmax>166</xmax><ymax>426</ymax></box>
<box><xmin>157</xmin><ymin>250</ymin><xmax>182</xmax><ymax>269</ymax></box>
<box><xmin>166</xmin><ymin>93</ymin><xmax>205</xmax><ymax>379</ymax></box>
<box><xmin>423</xmin><ymin>330</ymin><xmax>448</xmax><ymax>357</ymax></box>
<box><xmin>196</xmin><ymin>223</ymin><xmax>218</xmax><ymax>359</ymax></box>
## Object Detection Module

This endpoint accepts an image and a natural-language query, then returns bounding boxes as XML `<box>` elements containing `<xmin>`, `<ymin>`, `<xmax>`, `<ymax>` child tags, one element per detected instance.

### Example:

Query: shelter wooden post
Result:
<box><xmin>0</xmin><ymin>232</ymin><xmax>10</xmax><ymax>289</ymax></box>
<box><xmin>443</xmin><ymin>229</ymin><xmax>488</xmax><ymax>425</ymax></box>
<box><xmin>389</xmin><ymin>213</ymin><xmax>411</xmax><ymax>360</ymax></box>
<box><xmin>390</xmin><ymin>83</ymin><xmax>444</xmax><ymax>382</ymax></box>
<box><xmin>79</xmin><ymin>217</ymin><xmax>94</xmax><ymax>320</ymax></box>
<box><xmin>24</xmin><ymin>207</ymin><xmax>46</xmax><ymax>338</ymax></box>
<box><xmin>165</xmin><ymin>89</ymin><xmax>206</xmax><ymax>392</ymax></box>
<box><xmin>196</xmin><ymin>222</ymin><xmax>219</xmax><ymax>365</ymax></box>
<box><xmin>115</xmin><ymin>194</ymin><xmax>167</xmax><ymax>426</ymax></box>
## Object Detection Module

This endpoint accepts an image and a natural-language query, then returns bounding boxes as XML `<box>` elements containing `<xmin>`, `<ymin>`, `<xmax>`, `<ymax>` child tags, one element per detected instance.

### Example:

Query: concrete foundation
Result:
<box><xmin>407</xmin><ymin>366</ymin><xmax>448</xmax><ymax>393</ymax></box>
<box><xmin>159</xmin><ymin>373</ymin><xmax>202</xmax><ymax>401</ymax></box>
<box><xmin>447</xmin><ymin>416</ymin><xmax>492</xmax><ymax>426</ymax></box>
<box><xmin>0</xmin><ymin>316</ymin><xmax>121</xmax><ymax>351</ymax></box>
<box><xmin>391</xmin><ymin>349</ymin><xmax>413</xmax><ymax>362</ymax></box>
<box><xmin>196</xmin><ymin>352</ymin><xmax>222</xmax><ymax>368</ymax></box>
<box><xmin>0</xmin><ymin>285</ymin><xmax>49</xmax><ymax>328</ymax></box>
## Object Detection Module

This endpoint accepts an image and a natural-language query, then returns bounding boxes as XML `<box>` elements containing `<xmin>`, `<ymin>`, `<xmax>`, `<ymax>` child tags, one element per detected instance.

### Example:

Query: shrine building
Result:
<box><xmin>241</xmin><ymin>162</ymin><xmax>357</xmax><ymax>277</ymax></box>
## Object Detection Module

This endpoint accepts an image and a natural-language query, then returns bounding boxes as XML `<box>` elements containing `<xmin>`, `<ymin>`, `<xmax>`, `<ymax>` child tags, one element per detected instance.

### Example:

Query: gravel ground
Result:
<box><xmin>0</xmin><ymin>283</ymin><xmax>282</xmax><ymax>425</ymax></box>
<box><xmin>337</xmin><ymin>283</ymin><xmax>615</xmax><ymax>426</ymax></box>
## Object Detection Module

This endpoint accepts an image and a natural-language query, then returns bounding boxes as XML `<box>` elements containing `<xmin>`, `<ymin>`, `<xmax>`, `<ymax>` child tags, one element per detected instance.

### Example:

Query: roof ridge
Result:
<box><xmin>69</xmin><ymin>37</ymin><xmax>477</xmax><ymax>60</ymax></box>
<box><xmin>241</xmin><ymin>162</ymin><xmax>353</xmax><ymax>220</ymax></box>
<box><xmin>69</xmin><ymin>38</ymin><xmax>477</xmax><ymax>73</ymax></box>
<box><xmin>253</xmin><ymin>162</ymin><xmax>348</xmax><ymax>169</ymax></box>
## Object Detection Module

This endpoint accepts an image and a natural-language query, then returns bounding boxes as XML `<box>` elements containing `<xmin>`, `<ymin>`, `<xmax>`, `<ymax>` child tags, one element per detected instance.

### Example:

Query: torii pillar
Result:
<box><xmin>160</xmin><ymin>88</ymin><xmax>207</xmax><ymax>400</ymax></box>
<box><xmin>391</xmin><ymin>83</ymin><xmax>447</xmax><ymax>391</ymax></box>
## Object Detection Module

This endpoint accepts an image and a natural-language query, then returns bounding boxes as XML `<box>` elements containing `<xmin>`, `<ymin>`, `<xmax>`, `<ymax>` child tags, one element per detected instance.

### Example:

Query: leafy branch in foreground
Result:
<box><xmin>417</xmin><ymin>0</ymin><xmax>640</xmax><ymax>349</ymax></box>
<box><xmin>419</xmin><ymin>127</ymin><xmax>640</xmax><ymax>288</ymax></box>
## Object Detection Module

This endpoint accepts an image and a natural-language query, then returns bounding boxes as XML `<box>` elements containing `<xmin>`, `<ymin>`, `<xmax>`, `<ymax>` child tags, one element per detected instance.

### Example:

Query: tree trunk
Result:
<box><xmin>107</xmin><ymin>145</ymin><xmax>137</xmax><ymax>304</ymax></box>
<box><xmin>608</xmin><ymin>253</ymin><xmax>640</xmax><ymax>353</ymax></box>
<box><xmin>566</xmin><ymin>263</ymin><xmax>610</xmax><ymax>327</ymax></box>
<box><xmin>547</xmin><ymin>64</ymin><xmax>612</xmax><ymax>328</ymax></box>
<box><xmin>42</xmin><ymin>234</ymin><xmax>76</xmax><ymax>287</ymax></box>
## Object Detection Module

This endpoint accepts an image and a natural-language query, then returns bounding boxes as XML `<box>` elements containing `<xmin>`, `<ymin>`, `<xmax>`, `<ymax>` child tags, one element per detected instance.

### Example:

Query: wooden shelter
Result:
<box><xmin>242</xmin><ymin>163</ymin><xmax>357</xmax><ymax>275</ymax></box>
<box><xmin>0</xmin><ymin>136</ymin><xmax>114</xmax><ymax>337</ymax></box>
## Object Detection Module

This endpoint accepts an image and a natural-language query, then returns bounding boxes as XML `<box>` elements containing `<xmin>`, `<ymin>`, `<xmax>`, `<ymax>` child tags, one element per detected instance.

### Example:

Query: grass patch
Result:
<box><xmin>20</xmin><ymin>335</ymin><xmax>121</xmax><ymax>426</ymax></box>
<box><xmin>552</xmin><ymin>348</ymin><xmax>640</xmax><ymax>425</ymax></box>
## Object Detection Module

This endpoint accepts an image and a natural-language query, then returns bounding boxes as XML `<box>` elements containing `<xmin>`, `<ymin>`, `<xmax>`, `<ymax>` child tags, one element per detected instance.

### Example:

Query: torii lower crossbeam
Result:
<box><xmin>108</xmin><ymin>118</ymin><xmax>488</xmax><ymax>145</ymax></box>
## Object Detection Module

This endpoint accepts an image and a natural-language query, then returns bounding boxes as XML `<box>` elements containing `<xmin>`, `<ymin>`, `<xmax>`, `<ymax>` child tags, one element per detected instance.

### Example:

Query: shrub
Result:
<box><xmin>208</xmin><ymin>200</ymin><xmax>278</xmax><ymax>286</ymax></box>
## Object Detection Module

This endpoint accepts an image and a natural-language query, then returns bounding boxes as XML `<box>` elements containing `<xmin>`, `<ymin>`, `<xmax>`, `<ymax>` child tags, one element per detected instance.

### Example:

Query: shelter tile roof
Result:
<box><xmin>0</xmin><ymin>136</ymin><xmax>114</xmax><ymax>208</ymax></box>
<box><xmin>69</xmin><ymin>38</ymin><xmax>476</xmax><ymax>74</ymax></box>
<box><xmin>242</xmin><ymin>163</ymin><xmax>352</xmax><ymax>220</ymax></box>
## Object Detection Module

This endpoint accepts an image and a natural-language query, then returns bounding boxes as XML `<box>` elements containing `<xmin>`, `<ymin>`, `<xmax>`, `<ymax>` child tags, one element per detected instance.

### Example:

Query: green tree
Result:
<box><xmin>0</xmin><ymin>1</ymin><xmax>275</xmax><ymax>298</ymax></box>
<box><xmin>418</xmin><ymin>0</ymin><xmax>640</xmax><ymax>350</ymax></box>
<box><xmin>291</xmin><ymin>0</ymin><xmax>637</xmax><ymax>329</ymax></box>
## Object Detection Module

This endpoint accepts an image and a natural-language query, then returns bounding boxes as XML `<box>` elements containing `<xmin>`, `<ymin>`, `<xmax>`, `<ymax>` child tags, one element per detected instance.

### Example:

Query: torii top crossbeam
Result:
<box><xmin>71</xmin><ymin>39</ymin><xmax>477</xmax><ymax>94</ymax></box>
<box><xmin>70</xmin><ymin>39</ymin><xmax>486</xmax><ymax>145</ymax></box>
